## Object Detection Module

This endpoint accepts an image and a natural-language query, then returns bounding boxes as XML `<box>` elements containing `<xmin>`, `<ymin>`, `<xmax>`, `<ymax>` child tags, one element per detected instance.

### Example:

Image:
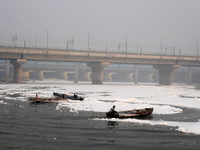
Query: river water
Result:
<box><xmin>0</xmin><ymin>80</ymin><xmax>200</xmax><ymax>150</ymax></box>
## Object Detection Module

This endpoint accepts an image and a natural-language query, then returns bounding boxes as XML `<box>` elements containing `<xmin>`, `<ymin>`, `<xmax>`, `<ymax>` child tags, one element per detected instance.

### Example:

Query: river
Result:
<box><xmin>0</xmin><ymin>80</ymin><xmax>200</xmax><ymax>150</ymax></box>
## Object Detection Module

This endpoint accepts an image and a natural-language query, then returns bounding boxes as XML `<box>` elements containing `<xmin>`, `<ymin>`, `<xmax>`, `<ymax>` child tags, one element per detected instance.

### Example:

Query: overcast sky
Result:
<box><xmin>0</xmin><ymin>0</ymin><xmax>200</xmax><ymax>55</ymax></box>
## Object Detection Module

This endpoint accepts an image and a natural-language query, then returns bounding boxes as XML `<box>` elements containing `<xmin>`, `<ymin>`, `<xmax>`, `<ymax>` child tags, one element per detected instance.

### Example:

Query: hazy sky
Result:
<box><xmin>0</xmin><ymin>0</ymin><xmax>200</xmax><ymax>54</ymax></box>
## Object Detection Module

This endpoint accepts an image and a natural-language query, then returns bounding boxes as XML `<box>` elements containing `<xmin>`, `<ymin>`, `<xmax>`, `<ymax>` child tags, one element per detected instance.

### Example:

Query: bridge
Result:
<box><xmin>0</xmin><ymin>46</ymin><xmax>200</xmax><ymax>85</ymax></box>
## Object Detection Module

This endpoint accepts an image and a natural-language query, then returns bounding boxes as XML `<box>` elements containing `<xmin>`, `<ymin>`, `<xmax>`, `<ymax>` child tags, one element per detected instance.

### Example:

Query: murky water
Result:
<box><xmin>1</xmin><ymin>81</ymin><xmax>200</xmax><ymax>150</ymax></box>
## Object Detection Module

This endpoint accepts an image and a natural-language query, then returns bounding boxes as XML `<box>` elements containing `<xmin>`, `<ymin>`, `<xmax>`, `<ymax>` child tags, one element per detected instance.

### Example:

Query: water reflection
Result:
<box><xmin>107</xmin><ymin>121</ymin><xmax>119</xmax><ymax>129</ymax></box>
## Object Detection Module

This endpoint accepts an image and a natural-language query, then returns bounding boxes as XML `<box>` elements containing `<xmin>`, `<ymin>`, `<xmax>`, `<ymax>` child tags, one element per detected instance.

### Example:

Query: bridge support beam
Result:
<box><xmin>188</xmin><ymin>66</ymin><xmax>192</xmax><ymax>85</ymax></box>
<box><xmin>113</xmin><ymin>73</ymin><xmax>133</xmax><ymax>82</ymax></box>
<box><xmin>79</xmin><ymin>71</ymin><xmax>90</xmax><ymax>81</ymax></box>
<box><xmin>134</xmin><ymin>65</ymin><xmax>139</xmax><ymax>84</ymax></box>
<box><xmin>139</xmin><ymin>73</ymin><xmax>153</xmax><ymax>83</ymax></box>
<box><xmin>22</xmin><ymin>71</ymin><xmax>29</xmax><ymax>81</ymax></box>
<box><xmin>56</xmin><ymin>71</ymin><xmax>67</xmax><ymax>80</ymax></box>
<box><xmin>87</xmin><ymin>62</ymin><xmax>110</xmax><ymax>84</ymax></box>
<box><xmin>33</xmin><ymin>70</ymin><xmax>43</xmax><ymax>80</ymax></box>
<box><xmin>10</xmin><ymin>59</ymin><xmax>26</xmax><ymax>83</ymax></box>
<box><xmin>122</xmin><ymin>73</ymin><xmax>133</xmax><ymax>82</ymax></box>
<box><xmin>153</xmin><ymin>64</ymin><xmax>180</xmax><ymax>85</ymax></box>
<box><xmin>173</xmin><ymin>72</ymin><xmax>188</xmax><ymax>83</ymax></box>
<box><xmin>5</xmin><ymin>60</ymin><xmax>10</xmax><ymax>79</ymax></box>
<box><xmin>74</xmin><ymin>62</ymin><xmax>78</xmax><ymax>83</ymax></box>
<box><xmin>104</xmin><ymin>72</ymin><xmax>112</xmax><ymax>82</ymax></box>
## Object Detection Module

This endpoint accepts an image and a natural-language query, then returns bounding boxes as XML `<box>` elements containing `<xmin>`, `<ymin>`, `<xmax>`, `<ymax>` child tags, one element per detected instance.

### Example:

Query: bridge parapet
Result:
<box><xmin>0</xmin><ymin>47</ymin><xmax>200</xmax><ymax>66</ymax></box>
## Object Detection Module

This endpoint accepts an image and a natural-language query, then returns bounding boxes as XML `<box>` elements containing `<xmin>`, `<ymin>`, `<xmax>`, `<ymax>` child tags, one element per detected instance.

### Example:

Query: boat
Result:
<box><xmin>29</xmin><ymin>97</ymin><xmax>68</xmax><ymax>103</ymax></box>
<box><xmin>53</xmin><ymin>92</ymin><xmax>84</xmax><ymax>101</ymax></box>
<box><xmin>106</xmin><ymin>107</ymin><xmax>154</xmax><ymax>118</ymax></box>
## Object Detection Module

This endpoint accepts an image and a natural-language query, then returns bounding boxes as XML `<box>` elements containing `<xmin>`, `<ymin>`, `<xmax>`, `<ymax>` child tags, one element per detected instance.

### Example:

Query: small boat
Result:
<box><xmin>53</xmin><ymin>92</ymin><xmax>84</xmax><ymax>101</ymax></box>
<box><xmin>106</xmin><ymin>107</ymin><xmax>154</xmax><ymax>118</ymax></box>
<box><xmin>29</xmin><ymin>97</ymin><xmax>68</xmax><ymax>103</ymax></box>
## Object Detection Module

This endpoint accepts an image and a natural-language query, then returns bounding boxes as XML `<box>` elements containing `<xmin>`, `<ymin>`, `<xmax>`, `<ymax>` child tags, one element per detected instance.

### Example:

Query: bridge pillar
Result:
<box><xmin>87</xmin><ymin>62</ymin><xmax>110</xmax><ymax>84</ymax></box>
<box><xmin>10</xmin><ymin>59</ymin><xmax>26</xmax><ymax>83</ymax></box>
<box><xmin>56</xmin><ymin>71</ymin><xmax>67</xmax><ymax>80</ymax></box>
<box><xmin>104</xmin><ymin>72</ymin><xmax>112</xmax><ymax>82</ymax></box>
<box><xmin>79</xmin><ymin>71</ymin><xmax>91</xmax><ymax>81</ymax></box>
<box><xmin>173</xmin><ymin>71</ymin><xmax>188</xmax><ymax>83</ymax></box>
<box><xmin>22</xmin><ymin>71</ymin><xmax>29</xmax><ymax>81</ymax></box>
<box><xmin>33</xmin><ymin>70</ymin><xmax>43</xmax><ymax>80</ymax></box>
<box><xmin>5</xmin><ymin>60</ymin><xmax>10</xmax><ymax>79</ymax></box>
<box><xmin>134</xmin><ymin>65</ymin><xmax>139</xmax><ymax>84</ymax></box>
<box><xmin>152</xmin><ymin>72</ymin><xmax>159</xmax><ymax>83</ymax></box>
<box><xmin>122</xmin><ymin>73</ymin><xmax>133</xmax><ymax>82</ymax></box>
<box><xmin>188</xmin><ymin>66</ymin><xmax>192</xmax><ymax>85</ymax></box>
<box><xmin>138</xmin><ymin>72</ymin><xmax>153</xmax><ymax>83</ymax></box>
<box><xmin>114</xmin><ymin>73</ymin><xmax>133</xmax><ymax>82</ymax></box>
<box><xmin>192</xmin><ymin>72</ymin><xmax>200</xmax><ymax>83</ymax></box>
<box><xmin>153</xmin><ymin>64</ymin><xmax>180</xmax><ymax>85</ymax></box>
<box><xmin>74</xmin><ymin>62</ymin><xmax>78</xmax><ymax>83</ymax></box>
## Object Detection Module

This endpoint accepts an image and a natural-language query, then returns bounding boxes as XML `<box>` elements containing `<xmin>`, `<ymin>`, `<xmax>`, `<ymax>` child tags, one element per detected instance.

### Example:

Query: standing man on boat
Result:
<box><xmin>36</xmin><ymin>93</ymin><xmax>39</xmax><ymax>99</ymax></box>
<box><xmin>62</xmin><ymin>94</ymin><xmax>67</xmax><ymax>98</ymax></box>
<box><xmin>74</xmin><ymin>93</ymin><xmax>77</xmax><ymax>98</ymax></box>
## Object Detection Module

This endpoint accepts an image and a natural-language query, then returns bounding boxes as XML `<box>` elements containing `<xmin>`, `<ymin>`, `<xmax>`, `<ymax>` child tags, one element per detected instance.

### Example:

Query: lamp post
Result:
<box><xmin>88</xmin><ymin>32</ymin><xmax>90</xmax><ymax>52</ymax></box>
<box><xmin>35</xmin><ymin>35</ymin><xmax>37</xmax><ymax>48</ymax></box>
<box><xmin>12</xmin><ymin>34</ymin><xmax>17</xmax><ymax>48</ymax></box>
<box><xmin>197</xmin><ymin>40</ymin><xmax>199</xmax><ymax>57</ymax></box>
<box><xmin>125</xmin><ymin>35</ymin><xmax>127</xmax><ymax>54</ymax></box>
<box><xmin>160</xmin><ymin>37</ymin><xmax>162</xmax><ymax>55</ymax></box>
<box><xmin>66</xmin><ymin>40</ymin><xmax>69</xmax><ymax>50</ymax></box>
<box><xmin>47</xmin><ymin>30</ymin><xmax>49</xmax><ymax>49</ymax></box>
<box><xmin>118</xmin><ymin>42</ymin><xmax>120</xmax><ymax>52</ymax></box>
<box><xmin>123</xmin><ymin>35</ymin><xmax>127</xmax><ymax>55</ymax></box>
<box><xmin>170</xmin><ymin>43</ymin><xmax>173</xmax><ymax>55</ymax></box>
<box><xmin>165</xmin><ymin>47</ymin><xmax>169</xmax><ymax>55</ymax></box>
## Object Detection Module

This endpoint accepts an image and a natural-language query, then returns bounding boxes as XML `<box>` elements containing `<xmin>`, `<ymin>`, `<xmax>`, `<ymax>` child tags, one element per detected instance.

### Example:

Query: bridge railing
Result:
<box><xmin>0</xmin><ymin>45</ymin><xmax>198</xmax><ymax>58</ymax></box>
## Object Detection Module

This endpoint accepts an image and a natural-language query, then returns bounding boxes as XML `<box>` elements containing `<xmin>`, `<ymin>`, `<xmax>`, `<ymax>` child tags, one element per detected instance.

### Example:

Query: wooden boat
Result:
<box><xmin>106</xmin><ymin>107</ymin><xmax>154</xmax><ymax>118</ymax></box>
<box><xmin>29</xmin><ymin>97</ymin><xmax>68</xmax><ymax>103</ymax></box>
<box><xmin>53</xmin><ymin>92</ymin><xmax>84</xmax><ymax>101</ymax></box>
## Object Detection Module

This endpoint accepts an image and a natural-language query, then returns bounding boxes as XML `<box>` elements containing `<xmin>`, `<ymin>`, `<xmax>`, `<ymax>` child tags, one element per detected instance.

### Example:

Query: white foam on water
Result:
<box><xmin>0</xmin><ymin>82</ymin><xmax>200</xmax><ymax>134</ymax></box>
<box><xmin>1</xmin><ymin>83</ymin><xmax>199</xmax><ymax>113</ymax></box>
<box><xmin>57</xmin><ymin>99</ymin><xmax>182</xmax><ymax>115</ymax></box>
<box><xmin>0</xmin><ymin>100</ymin><xmax>9</xmax><ymax>105</ymax></box>
<box><xmin>93</xmin><ymin>118</ymin><xmax>200</xmax><ymax>135</ymax></box>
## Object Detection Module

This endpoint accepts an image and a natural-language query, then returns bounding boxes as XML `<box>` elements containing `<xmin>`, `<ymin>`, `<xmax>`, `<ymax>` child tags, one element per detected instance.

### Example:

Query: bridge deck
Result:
<box><xmin>0</xmin><ymin>46</ymin><xmax>200</xmax><ymax>66</ymax></box>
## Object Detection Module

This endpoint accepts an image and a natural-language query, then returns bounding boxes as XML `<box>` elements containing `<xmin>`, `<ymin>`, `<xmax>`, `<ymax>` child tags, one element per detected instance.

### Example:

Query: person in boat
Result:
<box><xmin>111</xmin><ymin>105</ymin><xmax>117</xmax><ymax>113</ymax></box>
<box><xmin>62</xmin><ymin>94</ymin><xmax>67</xmax><ymax>98</ymax></box>
<box><xmin>109</xmin><ymin>105</ymin><xmax>117</xmax><ymax>117</ymax></box>
<box><xmin>36</xmin><ymin>93</ymin><xmax>39</xmax><ymax>99</ymax></box>
<box><xmin>111</xmin><ymin>105</ymin><xmax>115</xmax><ymax>111</ymax></box>
<box><xmin>74</xmin><ymin>93</ymin><xmax>77</xmax><ymax>98</ymax></box>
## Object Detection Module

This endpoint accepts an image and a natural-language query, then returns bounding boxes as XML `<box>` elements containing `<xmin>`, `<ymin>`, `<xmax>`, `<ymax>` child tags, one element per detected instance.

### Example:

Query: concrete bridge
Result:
<box><xmin>1</xmin><ymin>61</ymin><xmax>199</xmax><ymax>84</ymax></box>
<box><xmin>0</xmin><ymin>61</ymin><xmax>157</xmax><ymax>82</ymax></box>
<box><xmin>0</xmin><ymin>46</ymin><xmax>200</xmax><ymax>85</ymax></box>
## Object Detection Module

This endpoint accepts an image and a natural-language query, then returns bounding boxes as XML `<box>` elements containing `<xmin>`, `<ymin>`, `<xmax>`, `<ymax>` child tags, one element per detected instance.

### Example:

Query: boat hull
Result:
<box><xmin>106</xmin><ymin>108</ymin><xmax>154</xmax><ymax>118</ymax></box>
<box><xmin>29</xmin><ymin>97</ymin><xmax>68</xmax><ymax>103</ymax></box>
<box><xmin>53</xmin><ymin>92</ymin><xmax>84</xmax><ymax>101</ymax></box>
